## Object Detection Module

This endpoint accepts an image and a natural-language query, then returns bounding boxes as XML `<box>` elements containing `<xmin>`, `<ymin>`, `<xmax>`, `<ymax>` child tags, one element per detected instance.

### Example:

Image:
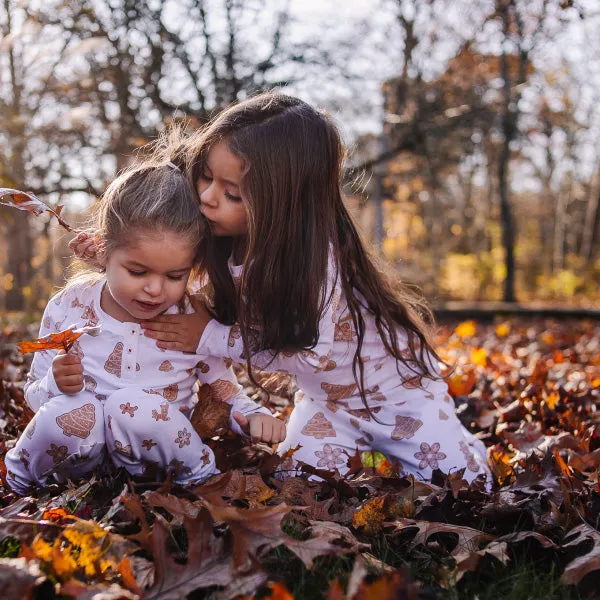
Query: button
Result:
<box><xmin>127</xmin><ymin>366</ymin><xmax>131</xmax><ymax>370</ymax></box>
<box><xmin>127</xmin><ymin>349</ymin><xmax>132</xmax><ymax>353</ymax></box>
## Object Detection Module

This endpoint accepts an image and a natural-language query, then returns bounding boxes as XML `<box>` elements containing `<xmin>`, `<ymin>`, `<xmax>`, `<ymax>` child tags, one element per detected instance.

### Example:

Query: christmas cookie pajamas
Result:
<box><xmin>197</xmin><ymin>259</ymin><xmax>490</xmax><ymax>483</ymax></box>
<box><xmin>5</xmin><ymin>279</ymin><xmax>270</xmax><ymax>496</ymax></box>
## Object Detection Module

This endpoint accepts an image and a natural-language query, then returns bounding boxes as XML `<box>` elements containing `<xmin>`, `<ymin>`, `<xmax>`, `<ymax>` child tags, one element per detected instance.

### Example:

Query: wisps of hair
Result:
<box><xmin>66</xmin><ymin>125</ymin><xmax>205</xmax><ymax>291</ymax></box>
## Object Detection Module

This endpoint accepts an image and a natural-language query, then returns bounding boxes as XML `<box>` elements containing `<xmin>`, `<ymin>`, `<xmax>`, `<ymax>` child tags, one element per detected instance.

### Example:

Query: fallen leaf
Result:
<box><xmin>561</xmin><ymin>523</ymin><xmax>600</xmax><ymax>585</ymax></box>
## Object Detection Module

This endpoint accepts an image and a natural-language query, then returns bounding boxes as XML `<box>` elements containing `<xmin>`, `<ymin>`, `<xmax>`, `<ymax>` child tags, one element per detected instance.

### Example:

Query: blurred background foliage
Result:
<box><xmin>1</xmin><ymin>0</ymin><xmax>600</xmax><ymax>315</ymax></box>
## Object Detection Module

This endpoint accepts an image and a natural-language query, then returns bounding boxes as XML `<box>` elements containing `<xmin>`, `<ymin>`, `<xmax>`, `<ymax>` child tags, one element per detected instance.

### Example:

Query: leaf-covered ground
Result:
<box><xmin>0</xmin><ymin>316</ymin><xmax>599</xmax><ymax>599</ymax></box>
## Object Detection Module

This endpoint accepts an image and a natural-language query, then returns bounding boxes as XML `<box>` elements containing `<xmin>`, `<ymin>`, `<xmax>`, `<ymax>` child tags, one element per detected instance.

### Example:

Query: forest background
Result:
<box><xmin>1</xmin><ymin>0</ymin><xmax>600</xmax><ymax>314</ymax></box>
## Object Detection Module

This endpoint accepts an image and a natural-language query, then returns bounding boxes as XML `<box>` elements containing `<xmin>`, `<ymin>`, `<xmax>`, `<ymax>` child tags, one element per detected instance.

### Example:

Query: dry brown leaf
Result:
<box><xmin>144</xmin><ymin>511</ymin><xmax>242</xmax><ymax>600</ymax></box>
<box><xmin>190</xmin><ymin>385</ymin><xmax>233</xmax><ymax>438</ymax></box>
<box><xmin>386</xmin><ymin>518</ymin><xmax>495</xmax><ymax>555</ymax></box>
<box><xmin>561</xmin><ymin>523</ymin><xmax>600</xmax><ymax>585</ymax></box>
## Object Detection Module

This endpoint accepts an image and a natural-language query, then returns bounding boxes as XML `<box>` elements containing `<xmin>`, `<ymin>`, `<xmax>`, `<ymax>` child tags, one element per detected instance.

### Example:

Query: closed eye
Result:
<box><xmin>127</xmin><ymin>269</ymin><xmax>146</xmax><ymax>277</ymax></box>
<box><xmin>225</xmin><ymin>191</ymin><xmax>242</xmax><ymax>202</ymax></box>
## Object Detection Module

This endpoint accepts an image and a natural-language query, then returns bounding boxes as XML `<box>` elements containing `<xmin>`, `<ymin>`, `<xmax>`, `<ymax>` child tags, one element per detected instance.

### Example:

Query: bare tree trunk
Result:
<box><xmin>3</xmin><ymin>0</ymin><xmax>32</xmax><ymax>311</ymax></box>
<box><xmin>498</xmin><ymin>29</ymin><xmax>516</xmax><ymax>301</ymax></box>
<box><xmin>581</xmin><ymin>164</ymin><xmax>600</xmax><ymax>263</ymax></box>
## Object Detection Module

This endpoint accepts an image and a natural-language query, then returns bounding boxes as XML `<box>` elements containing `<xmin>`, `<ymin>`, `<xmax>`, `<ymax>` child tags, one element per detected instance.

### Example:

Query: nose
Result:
<box><xmin>199</xmin><ymin>181</ymin><xmax>218</xmax><ymax>208</ymax></box>
<box><xmin>143</xmin><ymin>276</ymin><xmax>163</xmax><ymax>297</ymax></box>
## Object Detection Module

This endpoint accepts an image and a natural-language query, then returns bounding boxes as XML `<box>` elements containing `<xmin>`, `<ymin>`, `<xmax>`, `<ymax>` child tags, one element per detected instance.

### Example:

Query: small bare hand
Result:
<box><xmin>232</xmin><ymin>412</ymin><xmax>287</xmax><ymax>443</ymax></box>
<box><xmin>68</xmin><ymin>231</ymin><xmax>106</xmax><ymax>271</ymax></box>
<box><xmin>141</xmin><ymin>295</ymin><xmax>212</xmax><ymax>352</ymax></box>
<box><xmin>52</xmin><ymin>351</ymin><xmax>84</xmax><ymax>394</ymax></box>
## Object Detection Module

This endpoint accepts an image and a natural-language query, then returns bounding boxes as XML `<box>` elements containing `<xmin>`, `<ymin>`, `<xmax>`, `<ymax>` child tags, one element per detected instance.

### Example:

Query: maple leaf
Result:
<box><xmin>18</xmin><ymin>325</ymin><xmax>101</xmax><ymax>354</ymax></box>
<box><xmin>561</xmin><ymin>523</ymin><xmax>600</xmax><ymax>585</ymax></box>
<box><xmin>0</xmin><ymin>187</ymin><xmax>73</xmax><ymax>230</ymax></box>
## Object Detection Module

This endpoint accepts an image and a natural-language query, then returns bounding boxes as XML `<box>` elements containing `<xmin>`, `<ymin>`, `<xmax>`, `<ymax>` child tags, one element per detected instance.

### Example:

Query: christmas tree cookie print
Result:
<box><xmin>301</xmin><ymin>412</ymin><xmax>337</xmax><ymax>439</ymax></box>
<box><xmin>104</xmin><ymin>342</ymin><xmax>123</xmax><ymax>377</ymax></box>
<box><xmin>159</xmin><ymin>360</ymin><xmax>173</xmax><ymax>372</ymax></box>
<box><xmin>56</xmin><ymin>403</ymin><xmax>96</xmax><ymax>439</ymax></box>
<box><xmin>391</xmin><ymin>415</ymin><xmax>423</xmax><ymax>441</ymax></box>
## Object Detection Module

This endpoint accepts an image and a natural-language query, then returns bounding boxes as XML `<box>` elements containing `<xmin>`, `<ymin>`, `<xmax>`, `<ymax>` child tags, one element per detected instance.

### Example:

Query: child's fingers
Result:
<box><xmin>232</xmin><ymin>411</ymin><xmax>249</xmax><ymax>433</ymax></box>
<box><xmin>275</xmin><ymin>422</ymin><xmax>287</xmax><ymax>443</ymax></box>
<box><xmin>60</xmin><ymin>374</ymin><xmax>84</xmax><ymax>386</ymax></box>
<box><xmin>249</xmin><ymin>418</ymin><xmax>264</xmax><ymax>442</ymax></box>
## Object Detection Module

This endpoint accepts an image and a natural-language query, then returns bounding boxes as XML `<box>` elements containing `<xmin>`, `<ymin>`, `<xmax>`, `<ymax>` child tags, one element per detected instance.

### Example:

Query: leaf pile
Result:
<box><xmin>0</xmin><ymin>316</ymin><xmax>599</xmax><ymax>599</ymax></box>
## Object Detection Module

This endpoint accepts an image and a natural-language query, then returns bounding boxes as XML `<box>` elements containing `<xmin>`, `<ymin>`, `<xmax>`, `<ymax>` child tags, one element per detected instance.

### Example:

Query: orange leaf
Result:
<box><xmin>118</xmin><ymin>556</ymin><xmax>142</xmax><ymax>594</ymax></box>
<box><xmin>18</xmin><ymin>325</ymin><xmax>100</xmax><ymax>354</ymax></box>
<box><xmin>487</xmin><ymin>445</ymin><xmax>515</xmax><ymax>486</ymax></box>
<box><xmin>263</xmin><ymin>582</ymin><xmax>294</xmax><ymax>600</ymax></box>
<box><xmin>446</xmin><ymin>371</ymin><xmax>477</xmax><ymax>397</ymax></box>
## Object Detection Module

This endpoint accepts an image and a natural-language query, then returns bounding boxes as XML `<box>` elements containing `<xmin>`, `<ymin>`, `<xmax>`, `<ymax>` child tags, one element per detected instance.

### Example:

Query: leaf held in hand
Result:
<box><xmin>17</xmin><ymin>325</ymin><xmax>101</xmax><ymax>354</ymax></box>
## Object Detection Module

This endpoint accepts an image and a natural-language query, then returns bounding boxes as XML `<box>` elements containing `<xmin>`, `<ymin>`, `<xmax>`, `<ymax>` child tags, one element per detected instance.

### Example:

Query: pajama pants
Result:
<box><xmin>4</xmin><ymin>389</ymin><xmax>216</xmax><ymax>496</ymax></box>
<box><xmin>276</xmin><ymin>390</ymin><xmax>489</xmax><ymax>484</ymax></box>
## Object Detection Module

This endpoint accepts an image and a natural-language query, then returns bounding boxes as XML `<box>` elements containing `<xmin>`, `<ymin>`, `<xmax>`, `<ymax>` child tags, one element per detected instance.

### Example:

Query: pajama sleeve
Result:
<box><xmin>197</xmin><ymin>263</ymin><xmax>341</xmax><ymax>376</ymax></box>
<box><xmin>23</xmin><ymin>299</ymin><xmax>64</xmax><ymax>412</ymax></box>
<box><xmin>196</xmin><ymin>356</ymin><xmax>272</xmax><ymax>437</ymax></box>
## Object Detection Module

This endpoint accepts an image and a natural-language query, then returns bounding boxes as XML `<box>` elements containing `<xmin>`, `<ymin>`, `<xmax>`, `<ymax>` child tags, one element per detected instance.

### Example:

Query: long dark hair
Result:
<box><xmin>184</xmin><ymin>92</ymin><xmax>441</xmax><ymax>414</ymax></box>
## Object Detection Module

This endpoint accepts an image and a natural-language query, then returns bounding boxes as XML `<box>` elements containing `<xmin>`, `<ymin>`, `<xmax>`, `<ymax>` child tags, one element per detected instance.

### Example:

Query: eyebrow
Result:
<box><xmin>125</xmin><ymin>261</ymin><xmax>192</xmax><ymax>273</ymax></box>
<box><xmin>203</xmin><ymin>164</ymin><xmax>240</xmax><ymax>188</ymax></box>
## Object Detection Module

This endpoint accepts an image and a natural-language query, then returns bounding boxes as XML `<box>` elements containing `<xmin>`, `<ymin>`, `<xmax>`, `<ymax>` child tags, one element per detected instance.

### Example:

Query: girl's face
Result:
<box><xmin>197</xmin><ymin>141</ymin><xmax>249</xmax><ymax>237</ymax></box>
<box><xmin>101</xmin><ymin>229</ymin><xmax>195</xmax><ymax>323</ymax></box>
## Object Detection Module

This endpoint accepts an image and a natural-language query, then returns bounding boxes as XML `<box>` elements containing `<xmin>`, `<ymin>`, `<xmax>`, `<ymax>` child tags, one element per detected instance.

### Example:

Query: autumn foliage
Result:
<box><xmin>0</xmin><ymin>316</ymin><xmax>599</xmax><ymax>598</ymax></box>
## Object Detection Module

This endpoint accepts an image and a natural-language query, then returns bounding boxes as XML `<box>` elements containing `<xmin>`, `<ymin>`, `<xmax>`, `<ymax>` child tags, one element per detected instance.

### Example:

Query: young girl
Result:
<box><xmin>5</xmin><ymin>142</ymin><xmax>283</xmax><ymax>496</ymax></box>
<box><xmin>74</xmin><ymin>93</ymin><xmax>489</xmax><ymax>483</ymax></box>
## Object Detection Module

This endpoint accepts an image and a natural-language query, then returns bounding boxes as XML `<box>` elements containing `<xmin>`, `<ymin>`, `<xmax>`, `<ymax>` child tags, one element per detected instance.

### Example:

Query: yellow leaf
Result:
<box><xmin>488</xmin><ymin>445</ymin><xmax>515</xmax><ymax>486</ymax></box>
<box><xmin>455</xmin><ymin>320</ymin><xmax>477</xmax><ymax>338</ymax></box>
<box><xmin>471</xmin><ymin>348</ymin><xmax>488</xmax><ymax>367</ymax></box>
<box><xmin>495</xmin><ymin>322</ymin><xmax>510</xmax><ymax>338</ymax></box>
<box><xmin>352</xmin><ymin>497</ymin><xmax>386</xmax><ymax>533</ymax></box>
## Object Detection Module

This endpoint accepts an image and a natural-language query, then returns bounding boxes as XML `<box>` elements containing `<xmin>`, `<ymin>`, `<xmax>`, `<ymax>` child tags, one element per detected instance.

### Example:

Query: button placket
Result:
<box><xmin>123</xmin><ymin>327</ymin><xmax>139</xmax><ymax>378</ymax></box>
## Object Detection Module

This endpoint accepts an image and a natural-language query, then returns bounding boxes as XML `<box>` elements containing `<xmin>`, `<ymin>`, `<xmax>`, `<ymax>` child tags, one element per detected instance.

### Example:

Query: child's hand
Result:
<box><xmin>141</xmin><ymin>295</ymin><xmax>212</xmax><ymax>352</ymax></box>
<box><xmin>68</xmin><ymin>231</ymin><xmax>106</xmax><ymax>271</ymax></box>
<box><xmin>232</xmin><ymin>412</ymin><xmax>286</xmax><ymax>443</ymax></box>
<box><xmin>52</xmin><ymin>351</ymin><xmax>84</xmax><ymax>394</ymax></box>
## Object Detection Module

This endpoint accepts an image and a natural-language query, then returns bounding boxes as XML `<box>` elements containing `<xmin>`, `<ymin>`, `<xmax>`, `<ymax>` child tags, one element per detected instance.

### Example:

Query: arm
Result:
<box><xmin>143</xmin><ymin>265</ymin><xmax>342</xmax><ymax>376</ymax></box>
<box><xmin>24</xmin><ymin>298</ymin><xmax>64</xmax><ymax>411</ymax></box>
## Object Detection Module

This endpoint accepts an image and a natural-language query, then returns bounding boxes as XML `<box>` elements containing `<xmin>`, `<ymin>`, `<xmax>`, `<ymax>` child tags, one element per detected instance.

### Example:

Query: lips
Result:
<box><xmin>134</xmin><ymin>300</ymin><xmax>162</xmax><ymax>312</ymax></box>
